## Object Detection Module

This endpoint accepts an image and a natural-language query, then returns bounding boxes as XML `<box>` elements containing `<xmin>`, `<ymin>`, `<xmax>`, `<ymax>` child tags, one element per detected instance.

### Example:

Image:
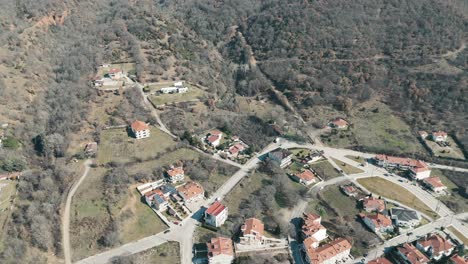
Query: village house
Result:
<box><xmin>144</xmin><ymin>189</ymin><xmax>169</xmax><ymax>211</ymax></box>
<box><xmin>291</xmin><ymin>170</ymin><xmax>318</xmax><ymax>186</ymax></box>
<box><xmin>240</xmin><ymin>218</ymin><xmax>264</xmax><ymax>245</ymax></box>
<box><xmin>205</xmin><ymin>201</ymin><xmax>228</xmax><ymax>228</ymax></box>
<box><xmin>361</xmin><ymin>196</ymin><xmax>386</xmax><ymax>212</ymax></box>
<box><xmin>390</xmin><ymin>207</ymin><xmax>421</xmax><ymax>228</ymax></box>
<box><xmin>393</xmin><ymin>243</ymin><xmax>429</xmax><ymax>264</ymax></box>
<box><xmin>228</xmin><ymin>143</ymin><xmax>246</xmax><ymax>157</ymax></box>
<box><xmin>206</xmin><ymin>130</ymin><xmax>223</xmax><ymax>147</ymax></box>
<box><xmin>108</xmin><ymin>68</ymin><xmax>124</xmax><ymax>80</ymax></box>
<box><xmin>368</xmin><ymin>257</ymin><xmax>393</xmax><ymax>264</ymax></box>
<box><xmin>131</xmin><ymin>120</ymin><xmax>150</xmax><ymax>139</ymax></box>
<box><xmin>301</xmin><ymin>213</ymin><xmax>328</xmax><ymax>242</ymax></box>
<box><xmin>166</xmin><ymin>166</ymin><xmax>185</xmax><ymax>183</ymax></box>
<box><xmin>329</xmin><ymin>118</ymin><xmax>349</xmax><ymax>129</ymax></box>
<box><xmin>340</xmin><ymin>184</ymin><xmax>358</xmax><ymax>197</ymax></box>
<box><xmin>207</xmin><ymin>237</ymin><xmax>234</xmax><ymax>264</ymax></box>
<box><xmin>431</xmin><ymin>131</ymin><xmax>448</xmax><ymax>142</ymax></box>
<box><xmin>160</xmin><ymin>81</ymin><xmax>188</xmax><ymax>94</ymax></box>
<box><xmin>303</xmin><ymin>238</ymin><xmax>352</xmax><ymax>264</ymax></box>
<box><xmin>422</xmin><ymin>177</ymin><xmax>447</xmax><ymax>193</ymax></box>
<box><xmin>374</xmin><ymin>155</ymin><xmax>431</xmax><ymax>180</ymax></box>
<box><xmin>450</xmin><ymin>255</ymin><xmax>468</xmax><ymax>264</ymax></box>
<box><xmin>359</xmin><ymin>213</ymin><xmax>394</xmax><ymax>234</ymax></box>
<box><xmin>416</xmin><ymin>234</ymin><xmax>454</xmax><ymax>260</ymax></box>
<box><xmin>418</xmin><ymin>131</ymin><xmax>428</xmax><ymax>140</ymax></box>
<box><xmin>268</xmin><ymin>148</ymin><xmax>293</xmax><ymax>168</ymax></box>
<box><xmin>177</xmin><ymin>181</ymin><xmax>205</xmax><ymax>204</ymax></box>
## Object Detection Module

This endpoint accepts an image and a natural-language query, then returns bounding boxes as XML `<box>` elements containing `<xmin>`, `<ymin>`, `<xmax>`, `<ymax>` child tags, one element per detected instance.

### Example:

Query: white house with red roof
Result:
<box><xmin>301</xmin><ymin>213</ymin><xmax>328</xmax><ymax>242</ymax></box>
<box><xmin>416</xmin><ymin>234</ymin><xmax>454</xmax><ymax>260</ymax></box>
<box><xmin>206</xmin><ymin>130</ymin><xmax>223</xmax><ymax>147</ymax></box>
<box><xmin>361</xmin><ymin>197</ymin><xmax>386</xmax><ymax>212</ymax></box>
<box><xmin>431</xmin><ymin>131</ymin><xmax>448</xmax><ymax>142</ymax></box>
<box><xmin>423</xmin><ymin>177</ymin><xmax>447</xmax><ymax>193</ymax></box>
<box><xmin>166</xmin><ymin>166</ymin><xmax>185</xmax><ymax>183</ymax></box>
<box><xmin>374</xmin><ymin>154</ymin><xmax>431</xmax><ymax>180</ymax></box>
<box><xmin>131</xmin><ymin>120</ymin><xmax>150</xmax><ymax>139</ymax></box>
<box><xmin>359</xmin><ymin>213</ymin><xmax>394</xmax><ymax>234</ymax></box>
<box><xmin>450</xmin><ymin>254</ymin><xmax>468</xmax><ymax>264</ymax></box>
<box><xmin>228</xmin><ymin>143</ymin><xmax>245</xmax><ymax>157</ymax></box>
<box><xmin>240</xmin><ymin>218</ymin><xmax>265</xmax><ymax>245</ymax></box>
<box><xmin>108</xmin><ymin>68</ymin><xmax>124</xmax><ymax>80</ymax></box>
<box><xmin>205</xmin><ymin>201</ymin><xmax>228</xmax><ymax>227</ymax></box>
<box><xmin>303</xmin><ymin>238</ymin><xmax>352</xmax><ymax>264</ymax></box>
<box><xmin>207</xmin><ymin>237</ymin><xmax>234</xmax><ymax>264</ymax></box>
<box><xmin>291</xmin><ymin>170</ymin><xmax>318</xmax><ymax>186</ymax></box>
<box><xmin>329</xmin><ymin>118</ymin><xmax>349</xmax><ymax>129</ymax></box>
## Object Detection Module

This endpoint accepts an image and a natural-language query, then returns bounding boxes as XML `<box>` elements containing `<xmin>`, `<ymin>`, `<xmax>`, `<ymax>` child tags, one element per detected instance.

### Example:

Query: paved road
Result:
<box><xmin>63</xmin><ymin>159</ymin><xmax>92</xmax><ymax>264</ymax></box>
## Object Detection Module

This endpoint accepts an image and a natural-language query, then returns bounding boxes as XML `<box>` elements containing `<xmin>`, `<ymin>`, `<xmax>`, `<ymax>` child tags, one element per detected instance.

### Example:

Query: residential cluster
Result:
<box><xmin>201</xmin><ymin>129</ymin><xmax>251</xmax><ymax>164</ymax></box>
<box><xmin>159</xmin><ymin>81</ymin><xmax>188</xmax><ymax>94</ymax></box>
<box><xmin>92</xmin><ymin>65</ymin><xmax>127</xmax><ymax>92</ymax></box>
<box><xmin>368</xmin><ymin>232</ymin><xmax>465</xmax><ymax>264</ymax></box>
<box><xmin>300</xmin><ymin>212</ymin><xmax>353</xmax><ymax>264</ymax></box>
<box><xmin>137</xmin><ymin>165</ymin><xmax>205</xmax><ymax>224</ymax></box>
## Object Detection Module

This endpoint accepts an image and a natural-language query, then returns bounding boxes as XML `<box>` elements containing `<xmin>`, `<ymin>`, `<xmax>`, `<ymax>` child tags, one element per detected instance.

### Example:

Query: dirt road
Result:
<box><xmin>62</xmin><ymin>159</ymin><xmax>92</xmax><ymax>264</ymax></box>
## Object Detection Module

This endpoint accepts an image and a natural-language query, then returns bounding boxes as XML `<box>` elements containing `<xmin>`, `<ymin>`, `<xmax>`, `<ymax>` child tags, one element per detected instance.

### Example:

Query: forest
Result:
<box><xmin>0</xmin><ymin>0</ymin><xmax>466</xmax><ymax>263</ymax></box>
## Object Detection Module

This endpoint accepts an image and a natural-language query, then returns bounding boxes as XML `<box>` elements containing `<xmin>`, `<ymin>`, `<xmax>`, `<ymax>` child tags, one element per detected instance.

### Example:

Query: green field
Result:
<box><xmin>224</xmin><ymin>173</ymin><xmax>265</xmax><ymax>216</ymax></box>
<box><xmin>323</xmin><ymin>102</ymin><xmax>425</xmax><ymax>155</ymax></box>
<box><xmin>116</xmin><ymin>241</ymin><xmax>181</xmax><ymax>264</ymax></box>
<box><xmin>309</xmin><ymin>160</ymin><xmax>342</xmax><ymax>180</ymax></box>
<box><xmin>97</xmin><ymin>127</ymin><xmax>176</xmax><ymax>164</ymax></box>
<box><xmin>423</xmin><ymin>137</ymin><xmax>465</xmax><ymax>160</ymax></box>
<box><xmin>126</xmin><ymin>148</ymin><xmax>200</xmax><ymax>174</ymax></box>
<box><xmin>148</xmin><ymin>84</ymin><xmax>206</xmax><ymax>106</ymax></box>
<box><xmin>357</xmin><ymin>177</ymin><xmax>438</xmax><ymax>219</ymax></box>
<box><xmin>70</xmin><ymin>168</ymin><xmax>167</xmax><ymax>261</ymax></box>
<box><xmin>330</xmin><ymin>158</ymin><xmax>364</xmax><ymax>175</ymax></box>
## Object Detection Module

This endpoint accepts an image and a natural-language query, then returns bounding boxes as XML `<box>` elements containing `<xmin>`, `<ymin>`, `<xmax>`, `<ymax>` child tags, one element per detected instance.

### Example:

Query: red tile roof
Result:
<box><xmin>167</xmin><ymin>167</ymin><xmax>184</xmax><ymax>178</ymax></box>
<box><xmin>306</xmin><ymin>238</ymin><xmax>352</xmax><ymax>264</ymax></box>
<box><xmin>228</xmin><ymin>143</ymin><xmax>245</xmax><ymax>154</ymax></box>
<box><xmin>368</xmin><ymin>257</ymin><xmax>393</xmax><ymax>264</ymax></box>
<box><xmin>423</xmin><ymin>177</ymin><xmax>446</xmax><ymax>189</ymax></box>
<box><xmin>451</xmin><ymin>254</ymin><xmax>468</xmax><ymax>264</ymax></box>
<box><xmin>418</xmin><ymin>234</ymin><xmax>453</xmax><ymax>256</ymax></box>
<box><xmin>375</xmin><ymin>155</ymin><xmax>428</xmax><ymax>170</ymax></box>
<box><xmin>241</xmin><ymin>218</ymin><xmax>264</xmax><ymax>240</ymax></box>
<box><xmin>397</xmin><ymin>243</ymin><xmax>429</xmax><ymax>264</ymax></box>
<box><xmin>295</xmin><ymin>170</ymin><xmax>317</xmax><ymax>182</ymax></box>
<box><xmin>131</xmin><ymin>120</ymin><xmax>149</xmax><ymax>132</ymax></box>
<box><xmin>332</xmin><ymin>118</ymin><xmax>349</xmax><ymax>127</ymax></box>
<box><xmin>362</xmin><ymin>197</ymin><xmax>386</xmax><ymax>212</ymax></box>
<box><xmin>206</xmin><ymin>201</ymin><xmax>226</xmax><ymax>217</ymax></box>
<box><xmin>177</xmin><ymin>182</ymin><xmax>204</xmax><ymax>201</ymax></box>
<box><xmin>207</xmin><ymin>135</ymin><xmax>220</xmax><ymax>143</ymax></box>
<box><xmin>108</xmin><ymin>68</ymin><xmax>122</xmax><ymax>73</ymax></box>
<box><xmin>302</xmin><ymin>212</ymin><xmax>326</xmax><ymax>237</ymax></box>
<box><xmin>207</xmin><ymin>237</ymin><xmax>233</xmax><ymax>257</ymax></box>
<box><xmin>360</xmin><ymin>213</ymin><xmax>393</xmax><ymax>229</ymax></box>
<box><xmin>210</xmin><ymin>130</ymin><xmax>223</xmax><ymax>135</ymax></box>
<box><xmin>432</xmin><ymin>131</ymin><xmax>447</xmax><ymax>137</ymax></box>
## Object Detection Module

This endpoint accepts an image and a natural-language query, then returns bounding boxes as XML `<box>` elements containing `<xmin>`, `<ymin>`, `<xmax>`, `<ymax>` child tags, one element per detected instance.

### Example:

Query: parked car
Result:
<box><xmin>164</xmin><ymin>229</ymin><xmax>171</xmax><ymax>234</ymax></box>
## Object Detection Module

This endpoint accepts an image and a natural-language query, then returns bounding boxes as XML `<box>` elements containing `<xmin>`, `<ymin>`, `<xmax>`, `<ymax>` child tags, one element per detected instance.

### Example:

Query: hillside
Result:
<box><xmin>0</xmin><ymin>0</ymin><xmax>466</xmax><ymax>263</ymax></box>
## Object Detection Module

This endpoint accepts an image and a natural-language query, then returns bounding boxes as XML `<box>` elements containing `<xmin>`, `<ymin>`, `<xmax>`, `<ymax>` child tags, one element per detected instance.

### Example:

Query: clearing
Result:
<box><xmin>330</xmin><ymin>158</ymin><xmax>364</xmax><ymax>175</ymax></box>
<box><xmin>96</xmin><ymin>127</ymin><xmax>175</xmax><ymax>164</ymax></box>
<box><xmin>0</xmin><ymin>180</ymin><xmax>17</xmax><ymax>252</ymax></box>
<box><xmin>70</xmin><ymin>168</ymin><xmax>167</xmax><ymax>261</ymax></box>
<box><xmin>357</xmin><ymin>177</ymin><xmax>438</xmax><ymax>219</ymax></box>
<box><xmin>422</xmin><ymin>136</ymin><xmax>465</xmax><ymax>160</ymax></box>
<box><xmin>309</xmin><ymin>160</ymin><xmax>342</xmax><ymax>180</ymax></box>
<box><xmin>321</xmin><ymin>101</ymin><xmax>425</xmax><ymax>155</ymax></box>
<box><xmin>307</xmin><ymin>184</ymin><xmax>381</xmax><ymax>257</ymax></box>
<box><xmin>148</xmin><ymin>83</ymin><xmax>206</xmax><ymax>106</ymax></box>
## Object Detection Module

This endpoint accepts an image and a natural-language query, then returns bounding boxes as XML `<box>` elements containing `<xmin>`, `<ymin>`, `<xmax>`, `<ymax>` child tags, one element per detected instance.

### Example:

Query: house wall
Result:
<box><xmin>134</xmin><ymin>129</ymin><xmax>150</xmax><ymax>139</ymax></box>
<box><xmin>208</xmin><ymin>254</ymin><xmax>234</xmax><ymax>264</ymax></box>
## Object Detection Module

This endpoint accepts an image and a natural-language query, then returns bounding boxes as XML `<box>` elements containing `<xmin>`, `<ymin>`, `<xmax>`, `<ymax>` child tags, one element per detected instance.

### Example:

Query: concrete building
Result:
<box><xmin>207</xmin><ymin>237</ymin><xmax>234</xmax><ymax>264</ymax></box>
<box><xmin>394</xmin><ymin>243</ymin><xmax>429</xmax><ymax>264</ymax></box>
<box><xmin>359</xmin><ymin>213</ymin><xmax>394</xmax><ymax>234</ymax></box>
<box><xmin>291</xmin><ymin>170</ymin><xmax>318</xmax><ymax>186</ymax></box>
<box><xmin>131</xmin><ymin>120</ymin><xmax>150</xmax><ymax>139</ymax></box>
<box><xmin>205</xmin><ymin>201</ymin><xmax>228</xmax><ymax>228</ymax></box>
<box><xmin>177</xmin><ymin>181</ymin><xmax>205</xmax><ymax>203</ymax></box>
<box><xmin>303</xmin><ymin>238</ymin><xmax>352</xmax><ymax>264</ymax></box>
<box><xmin>301</xmin><ymin>213</ymin><xmax>327</xmax><ymax>242</ymax></box>
<box><xmin>361</xmin><ymin>197</ymin><xmax>386</xmax><ymax>212</ymax></box>
<box><xmin>431</xmin><ymin>131</ymin><xmax>448</xmax><ymax>142</ymax></box>
<box><xmin>422</xmin><ymin>177</ymin><xmax>447</xmax><ymax>193</ymax></box>
<box><xmin>416</xmin><ymin>234</ymin><xmax>454</xmax><ymax>260</ymax></box>
<box><xmin>268</xmin><ymin>148</ymin><xmax>293</xmax><ymax>168</ymax></box>
<box><xmin>166</xmin><ymin>166</ymin><xmax>185</xmax><ymax>183</ymax></box>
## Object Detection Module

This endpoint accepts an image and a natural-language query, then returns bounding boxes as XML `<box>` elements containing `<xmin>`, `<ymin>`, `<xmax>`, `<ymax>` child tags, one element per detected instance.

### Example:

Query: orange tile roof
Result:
<box><xmin>451</xmin><ymin>254</ymin><xmax>468</xmax><ymax>264</ymax></box>
<box><xmin>108</xmin><ymin>68</ymin><xmax>122</xmax><ymax>73</ymax></box>
<box><xmin>375</xmin><ymin>155</ymin><xmax>428</xmax><ymax>170</ymax></box>
<box><xmin>362</xmin><ymin>197</ymin><xmax>386</xmax><ymax>212</ymax></box>
<box><xmin>306</xmin><ymin>238</ymin><xmax>352</xmax><ymax>264</ymax></box>
<box><xmin>177</xmin><ymin>182</ymin><xmax>204</xmax><ymax>201</ymax></box>
<box><xmin>432</xmin><ymin>131</ymin><xmax>447</xmax><ymax>137</ymax></box>
<box><xmin>418</xmin><ymin>234</ymin><xmax>453</xmax><ymax>256</ymax></box>
<box><xmin>423</xmin><ymin>177</ymin><xmax>446</xmax><ymax>189</ymax></box>
<box><xmin>302</xmin><ymin>213</ymin><xmax>326</xmax><ymax>237</ymax></box>
<box><xmin>206</xmin><ymin>201</ymin><xmax>226</xmax><ymax>217</ymax></box>
<box><xmin>131</xmin><ymin>120</ymin><xmax>149</xmax><ymax>132</ymax></box>
<box><xmin>360</xmin><ymin>213</ymin><xmax>393</xmax><ymax>229</ymax></box>
<box><xmin>397</xmin><ymin>243</ymin><xmax>429</xmax><ymax>264</ymax></box>
<box><xmin>229</xmin><ymin>143</ymin><xmax>245</xmax><ymax>154</ymax></box>
<box><xmin>332</xmin><ymin>118</ymin><xmax>349</xmax><ymax>127</ymax></box>
<box><xmin>167</xmin><ymin>167</ymin><xmax>184</xmax><ymax>178</ymax></box>
<box><xmin>210</xmin><ymin>130</ymin><xmax>223</xmax><ymax>135</ymax></box>
<box><xmin>368</xmin><ymin>257</ymin><xmax>392</xmax><ymax>264</ymax></box>
<box><xmin>241</xmin><ymin>218</ymin><xmax>264</xmax><ymax>239</ymax></box>
<box><xmin>295</xmin><ymin>170</ymin><xmax>317</xmax><ymax>182</ymax></box>
<box><xmin>207</xmin><ymin>237</ymin><xmax>233</xmax><ymax>257</ymax></box>
<box><xmin>207</xmin><ymin>134</ymin><xmax>220</xmax><ymax>143</ymax></box>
